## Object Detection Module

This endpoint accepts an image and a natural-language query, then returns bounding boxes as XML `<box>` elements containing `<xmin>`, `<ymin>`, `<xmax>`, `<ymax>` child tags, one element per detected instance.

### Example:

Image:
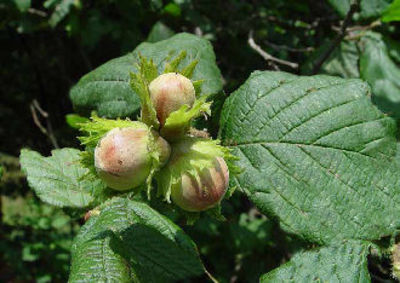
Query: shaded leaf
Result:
<box><xmin>69</xmin><ymin>197</ymin><xmax>205</xmax><ymax>282</ymax></box>
<box><xmin>48</xmin><ymin>0</ymin><xmax>78</xmax><ymax>28</ymax></box>
<box><xmin>14</xmin><ymin>0</ymin><xmax>31</xmax><ymax>12</ymax></box>
<box><xmin>360</xmin><ymin>32</ymin><xmax>400</xmax><ymax>118</ymax></box>
<box><xmin>261</xmin><ymin>241</ymin><xmax>371</xmax><ymax>282</ymax></box>
<box><xmin>328</xmin><ymin>0</ymin><xmax>391</xmax><ymax>19</ymax></box>
<box><xmin>302</xmin><ymin>40</ymin><xmax>360</xmax><ymax>78</ymax></box>
<box><xmin>70</xmin><ymin>33</ymin><xmax>222</xmax><ymax>118</ymax></box>
<box><xmin>147</xmin><ymin>21</ymin><xmax>175</xmax><ymax>43</ymax></box>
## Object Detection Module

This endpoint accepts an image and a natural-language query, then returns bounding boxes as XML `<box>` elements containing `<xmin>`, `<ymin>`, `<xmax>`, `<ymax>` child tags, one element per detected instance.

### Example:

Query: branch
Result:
<box><xmin>28</xmin><ymin>8</ymin><xmax>47</xmax><ymax>17</ymax></box>
<box><xmin>30</xmin><ymin>99</ymin><xmax>59</xmax><ymax>149</ymax></box>
<box><xmin>248</xmin><ymin>31</ymin><xmax>298</xmax><ymax>69</ymax></box>
<box><xmin>263</xmin><ymin>40</ymin><xmax>314</xmax><ymax>53</ymax></box>
<box><xmin>345</xmin><ymin>20</ymin><xmax>382</xmax><ymax>40</ymax></box>
<box><xmin>312</xmin><ymin>1</ymin><xmax>359</xmax><ymax>74</ymax></box>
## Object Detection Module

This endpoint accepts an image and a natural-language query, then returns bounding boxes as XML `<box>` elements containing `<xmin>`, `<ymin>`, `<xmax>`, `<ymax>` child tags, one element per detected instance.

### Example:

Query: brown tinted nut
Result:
<box><xmin>149</xmin><ymin>72</ymin><xmax>195</xmax><ymax>126</ymax></box>
<box><xmin>171</xmin><ymin>157</ymin><xmax>229</xmax><ymax>212</ymax></box>
<box><xmin>94</xmin><ymin>127</ymin><xmax>153</xmax><ymax>191</ymax></box>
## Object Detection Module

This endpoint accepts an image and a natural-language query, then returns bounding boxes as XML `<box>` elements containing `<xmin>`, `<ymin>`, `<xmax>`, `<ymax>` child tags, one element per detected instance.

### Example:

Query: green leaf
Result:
<box><xmin>65</xmin><ymin>113</ymin><xmax>89</xmax><ymax>129</ymax></box>
<box><xmin>20</xmin><ymin>148</ymin><xmax>108</xmax><ymax>208</ymax></box>
<box><xmin>327</xmin><ymin>0</ymin><xmax>351</xmax><ymax>17</ymax></box>
<box><xmin>70</xmin><ymin>230</ymin><xmax>132</xmax><ymax>282</ymax></box>
<box><xmin>328</xmin><ymin>0</ymin><xmax>391</xmax><ymax>19</ymax></box>
<box><xmin>14</xmin><ymin>0</ymin><xmax>31</xmax><ymax>12</ymax></box>
<box><xmin>48</xmin><ymin>0</ymin><xmax>78</xmax><ymax>28</ymax></box>
<box><xmin>220</xmin><ymin>71</ymin><xmax>400</xmax><ymax>245</ymax></box>
<box><xmin>302</xmin><ymin>40</ymin><xmax>360</xmax><ymax>78</ymax></box>
<box><xmin>382</xmin><ymin>0</ymin><xmax>400</xmax><ymax>22</ymax></box>
<box><xmin>163</xmin><ymin>2</ymin><xmax>181</xmax><ymax>17</ymax></box>
<box><xmin>69</xmin><ymin>197</ymin><xmax>205</xmax><ymax>282</ymax></box>
<box><xmin>385</xmin><ymin>37</ymin><xmax>400</xmax><ymax>64</ymax></box>
<box><xmin>147</xmin><ymin>21</ymin><xmax>175</xmax><ymax>43</ymax></box>
<box><xmin>70</xmin><ymin>33</ymin><xmax>222</xmax><ymax>119</ymax></box>
<box><xmin>360</xmin><ymin>32</ymin><xmax>400</xmax><ymax>118</ymax></box>
<box><xmin>359</xmin><ymin>0</ymin><xmax>392</xmax><ymax>18</ymax></box>
<box><xmin>261</xmin><ymin>241</ymin><xmax>371</xmax><ymax>282</ymax></box>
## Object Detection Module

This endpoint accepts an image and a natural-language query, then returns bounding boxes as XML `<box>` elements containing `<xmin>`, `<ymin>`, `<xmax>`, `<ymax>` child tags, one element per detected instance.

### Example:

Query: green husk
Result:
<box><xmin>155</xmin><ymin>137</ymin><xmax>238</xmax><ymax>203</ymax></box>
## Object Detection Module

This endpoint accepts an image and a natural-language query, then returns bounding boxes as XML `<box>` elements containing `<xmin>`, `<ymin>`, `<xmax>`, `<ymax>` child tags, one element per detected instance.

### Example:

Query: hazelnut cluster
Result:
<box><xmin>81</xmin><ymin>53</ymin><xmax>234</xmax><ymax>212</ymax></box>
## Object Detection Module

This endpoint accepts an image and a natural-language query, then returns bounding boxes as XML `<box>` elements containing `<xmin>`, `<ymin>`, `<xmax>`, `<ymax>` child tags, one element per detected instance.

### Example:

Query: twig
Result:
<box><xmin>312</xmin><ymin>1</ymin><xmax>359</xmax><ymax>74</ymax></box>
<box><xmin>194</xmin><ymin>27</ymin><xmax>203</xmax><ymax>37</ymax></box>
<box><xmin>347</xmin><ymin>19</ymin><xmax>381</xmax><ymax>32</ymax></box>
<box><xmin>205</xmin><ymin>268</ymin><xmax>219</xmax><ymax>283</ymax></box>
<box><xmin>30</xmin><ymin>99</ymin><xmax>59</xmax><ymax>149</ymax></box>
<box><xmin>344</xmin><ymin>20</ymin><xmax>382</xmax><ymax>40</ymax></box>
<box><xmin>263</xmin><ymin>40</ymin><xmax>314</xmax><ymax>53</ymax></box>
<box><xmin>332</xmin><ymin>19</ymin><xmax>381</xmax><ymax>33</ymax></box>
<box><xmin>32</xmin><ymin>99</ymin><xmax>48</xmax><ymax>118</ymax></box>
<box><xmin>248</xmin><ymin>31</ymin><xmax>299</xmax><ymax>69</ymax></box>
<box><xmin>28</xmin><ymin>8</ymin><xmax>47</xmax><ymax>17</ymax></box>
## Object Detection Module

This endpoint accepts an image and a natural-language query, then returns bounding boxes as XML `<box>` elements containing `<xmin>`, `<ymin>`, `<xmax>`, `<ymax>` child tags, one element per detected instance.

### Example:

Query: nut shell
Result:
<box><xmin>149</xmin><ymin>72</ymin><xmax>195</xmax><ymax>126</ymax></box>
<box><xmin>171</xmin><ymin>157</ymin><xmax>229</xmax><ymax>212</ymax></box>
<box><xmin>94</xmin><ymin>127</ymin><xmax>152</xmax><ymax>191</ymax></box>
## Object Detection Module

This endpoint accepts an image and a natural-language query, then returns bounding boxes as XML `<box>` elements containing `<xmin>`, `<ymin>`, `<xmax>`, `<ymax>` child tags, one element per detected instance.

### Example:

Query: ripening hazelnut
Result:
<box><xmin>149</xmin><ymin>72</ymin><xmax>195</xmax><ymax>126</ymax></box>
<box><xmin>152</xmin><ymin>130</ymin><xmax>171</xmax><ymax>167</ymax></box>
<box><xmin>171</xmin><ymin>157</ymin><xmax>229</xmax><ymax>212</ymax></box>
<box><xmin>94</xmin><ymin>127</ymin><xmax>170</xmax><ymax>191</ymax></box>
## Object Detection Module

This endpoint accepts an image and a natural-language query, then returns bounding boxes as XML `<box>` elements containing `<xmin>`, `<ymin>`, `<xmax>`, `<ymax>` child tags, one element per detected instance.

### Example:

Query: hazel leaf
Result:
<box><xmin>261</xmin><ymin>240</ymin><xmax>371</xmax><ymax>282</ymax></box>
<box><xmin>70</xmin><ymin>197</ymin><xmax>205</xmax><ymax>282</ymax></box>
<box><xmin>70</xmin><ymin>33</ymin><xmax>223</xmax><ymax>118</ymax></box>
<box><xmin>220</xmin><ymin>71</ymin><xmax>400</xmax><ymax>245</ymax></box>
<box><xmin>20</xmin><ymin>148</ymin><xmax>109</xmax><ymax>208</ymax></box>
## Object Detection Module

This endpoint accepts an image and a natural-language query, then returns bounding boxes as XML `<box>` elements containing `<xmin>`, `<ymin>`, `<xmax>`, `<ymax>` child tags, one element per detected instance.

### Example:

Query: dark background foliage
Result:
<box><xmin>1</xmin><ymin>0</ymin><xmax>399</xmax><ymax>282</ymax></box>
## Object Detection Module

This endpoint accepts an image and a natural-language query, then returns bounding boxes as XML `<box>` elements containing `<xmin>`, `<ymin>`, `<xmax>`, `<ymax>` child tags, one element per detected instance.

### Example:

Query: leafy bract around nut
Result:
<box><xmin>155</xmin><ymin>137</ymin><xmax>238</xmax><ymax>212</ymax></box>
<box><xmin>161</xmin><ymin>95</ymin><xmax>211</xmax><ymax>141</ymax></box>
<box><xmin>129</xmin><ymin>51</ymin><xmax>210</xmax><ymax>141</ymax></box>
<box><xmin>78</xmin><ymin>115</ymin><xmax>169</xmax><ymax>196</ymax></box>
<box><xmin>171</xmin><ymin>156</ymin><xmax>229</xmax><ymax>212</ymax></box>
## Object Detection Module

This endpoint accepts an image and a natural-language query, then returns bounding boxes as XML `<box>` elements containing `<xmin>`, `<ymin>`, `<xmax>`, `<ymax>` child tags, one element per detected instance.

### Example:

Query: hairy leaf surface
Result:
<box><xmin>69</xmin><ymin>197</ymin><xmax>204</xmax><ymax>282</ymax></box>
<box><xmin>20</xmin><ymin>148</ymin><xmax>108</xmax><ymax>208</ymax></box>
<box><xmin>220</xmin><ymin>71</ymin><xmax>400</xmax><ymax>244</ymax></box>
<box><xmin>261</xmin><ymin>241</ymin><xmax>370</xmax><ymax>282</ymax></box>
